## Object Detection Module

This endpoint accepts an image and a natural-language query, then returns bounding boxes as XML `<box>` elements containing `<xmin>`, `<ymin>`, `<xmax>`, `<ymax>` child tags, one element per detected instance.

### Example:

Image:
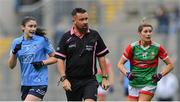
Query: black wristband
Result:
<box><xmin>12</xmin><ymin>50</ymin><xmax>17</xmax><ymax>54</ymax></box>
<box><xmin>102</xmin><ymin>75</ymin><xmax>108</xmax><ymax>80</ymax></box>
<box><xmin>60</xmin><ymin>76</ymin><xmax>67</xmax><ymax>82</ymax></box>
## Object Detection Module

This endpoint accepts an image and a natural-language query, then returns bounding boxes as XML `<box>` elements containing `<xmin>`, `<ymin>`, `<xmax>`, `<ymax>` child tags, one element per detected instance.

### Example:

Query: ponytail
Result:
<box><xmin>35</xmin><ymin>27</ymin><xmax>46</xmax><ymax>36</ymax></box>
<box><xmin>35</xmin><ymin>27</ymin><xmax>48</xmax><ymax>40</ymax></box>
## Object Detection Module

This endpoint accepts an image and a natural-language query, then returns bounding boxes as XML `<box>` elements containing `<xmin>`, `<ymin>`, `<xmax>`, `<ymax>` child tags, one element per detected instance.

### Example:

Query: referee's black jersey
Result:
<box><xmin>55</xmin><ymin>28</ymin><xmax>109</xmax><ymax>78</ymax></box>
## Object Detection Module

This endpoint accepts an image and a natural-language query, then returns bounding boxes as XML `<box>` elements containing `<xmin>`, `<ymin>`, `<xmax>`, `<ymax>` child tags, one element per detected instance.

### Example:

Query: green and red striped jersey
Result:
<box><xmin>122</xmin><ymin>40</ymin><xmax>168</xmax><ymax>87</ymax></box>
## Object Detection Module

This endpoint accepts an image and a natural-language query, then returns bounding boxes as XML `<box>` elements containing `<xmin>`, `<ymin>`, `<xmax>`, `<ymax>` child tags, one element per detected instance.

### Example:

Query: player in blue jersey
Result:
<box><xmin>120</xmin><ymin>60</ymin><xmax>130</xmax><ymax>100</ymax></box>
<box><xmin>8</xmin><ymin>16</ymin><xmax>57</xmax><ymax>101</ymax></box>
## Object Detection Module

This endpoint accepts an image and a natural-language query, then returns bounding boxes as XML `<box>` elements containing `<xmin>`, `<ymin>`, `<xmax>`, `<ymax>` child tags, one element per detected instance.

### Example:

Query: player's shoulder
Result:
<box><xmin>151</xmin><ymin>41</ymin><xmax>160</xmax><ymax>47</ymax></box>
<box><xmin>34</xmin><ymin>34</ymin><xmax>45</xmax><ymax>39</ymax></box>
<box><xmin>89</xmin><ymin>29</ymin><xmax>102</xmax><ymax>40</ymax></box>
<box><xmin>89</xmin><ymin>28</ymin><xmax>98</xmax><ymax>33</ymax></box>
<box><xmin>64</xmin><ymin>30</ymin><xmax>71</xmax><ymax>35</ymax></box>
<box><xmin>33</xmin><ymin>35</ymin><xmax>49</xmax><ymax>43</ymax></box>
<box><xmin>60</xmin><ymin>31</ymin><xmax>73</xmax><ymax>42</ymax></box>
<box><xmin>12</xmin><ymin>36</ymin><xmax>23</xmax><ymax>44</ymax></box>
<box><xmin>62</xmin><ymin>30</ymin><xmax>72</xmax><ymax>38</ymax></box>
<box><xmin>130</xmin><ymin>41</ymin><xmax>139</xmax><ymax>47</ymax></box>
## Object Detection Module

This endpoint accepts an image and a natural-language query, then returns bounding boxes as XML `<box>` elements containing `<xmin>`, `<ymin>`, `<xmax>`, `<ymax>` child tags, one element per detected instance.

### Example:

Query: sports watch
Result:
<box><xmin>60</xmin><ymin>75</ymin><xmax>67</xmax><ymax>82</ymax></box>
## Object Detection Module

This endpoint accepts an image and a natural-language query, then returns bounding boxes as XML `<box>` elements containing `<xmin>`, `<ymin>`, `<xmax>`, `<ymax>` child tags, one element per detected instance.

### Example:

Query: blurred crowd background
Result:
<box><xmin>0</xmin><ymin>0</ymin><xmax>180</xmax><ymax>101</ymax></box>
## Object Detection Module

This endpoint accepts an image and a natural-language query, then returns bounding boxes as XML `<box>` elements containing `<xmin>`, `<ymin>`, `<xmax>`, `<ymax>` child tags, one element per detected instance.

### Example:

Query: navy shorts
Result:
<box><xmin>124</xmin><ymin>87</ymin><xmax>129</xmax><ymax>96</ymax></box>
<box><xmin>21</xmin><ymin>85</ymin><xmax>47</xmax><ymax>101</ymax></box>
<box><xmin>66</xmin><ymin>76</ymin><xmax>98</xmax><ymax>101</ymax></box>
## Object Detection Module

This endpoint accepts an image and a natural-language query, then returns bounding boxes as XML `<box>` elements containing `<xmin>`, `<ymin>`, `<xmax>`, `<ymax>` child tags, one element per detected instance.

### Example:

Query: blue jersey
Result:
<box><xmin>124</xmin><ymin>60</ymin><xmax>130</xmax><ymax>88</ymax></box>
<box><xmin>10</xmin><ymin>35</ymin><xmax>54</xmax><ymax>86</ymax></box>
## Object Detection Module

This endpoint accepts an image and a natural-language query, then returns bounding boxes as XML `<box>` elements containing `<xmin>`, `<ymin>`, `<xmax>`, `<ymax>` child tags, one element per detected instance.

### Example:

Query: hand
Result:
<box><xmin>31</xmin><ymin>61</ymin><xmax>45</xmax><ymax>70</ymax></box>
<box><xmin>152</xmin><ymin>73</ymin><xmax>163</xmax><ymax>83</ymax></box>
<box><xmin>62</xmin><ymin>79</ymin><xmax>72</xmax><ymax>91</ymax></box>
<box><xmin>126</xmin><ymin>72</ymin><xmax>136</xmax><ymax>81</ymax></box>
<box><xmin>12</xmin><ymin>42</ymin><xmax>22</xmax><ymax>54</ymax></box>
<box><xmin>101</xmin><ymin>78</ymin><xmax>110</xmax><ymax>90</ymax></box>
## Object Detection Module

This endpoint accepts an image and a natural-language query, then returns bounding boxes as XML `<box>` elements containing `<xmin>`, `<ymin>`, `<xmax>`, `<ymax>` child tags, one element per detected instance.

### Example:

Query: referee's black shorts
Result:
<box><xmin>66</xmin><ymin>76</ymin><xmax>98</xmax><ymax>101</ymax></box>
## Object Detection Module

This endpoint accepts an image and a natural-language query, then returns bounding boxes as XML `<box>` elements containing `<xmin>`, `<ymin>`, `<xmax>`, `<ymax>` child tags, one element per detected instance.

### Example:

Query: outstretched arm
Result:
<box><xmin>31</xmin><ymin>52</ymin><xmax>57</xmax><ymax>70</ymax></box>
<box><xmin>43</xmin><ymin>52</ymin><xmax>57</xmax><ymax>65</ymax></box>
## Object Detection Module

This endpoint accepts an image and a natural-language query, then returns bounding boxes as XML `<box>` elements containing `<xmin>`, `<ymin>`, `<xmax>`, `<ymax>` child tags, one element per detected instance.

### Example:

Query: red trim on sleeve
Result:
<box><xmin>55</xmin><ymin>52</ymin><xmax>66</xmax><ymax>58</ymax></box>
<box><xmin>123</xmin><ymin>44</ymin><xmax>133</xmax><ymax>60</ymax></box>
<box><xmin>158</xmin><ymin>45</ymin><xmax>168</xmax><ymax>60</ymax></box>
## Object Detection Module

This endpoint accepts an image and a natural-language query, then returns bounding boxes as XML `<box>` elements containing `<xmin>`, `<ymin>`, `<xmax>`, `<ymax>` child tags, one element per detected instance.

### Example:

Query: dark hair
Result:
<box><xmin>138</xmin><ymin>23</ymin><xmax>153</xmax><ymax>32</ymax></box>
<box><xmin>35</xmin><ymin>27</ymin><xmax>46</xmax><ymax>36</ymax></box>
<box><xmin>71</xmin><ymin>8</ymin><xmax>87</xmax><ymax>16</ymax></box>
<box><xmin>35</xmin><ymin>27</ymin><xmax>48</xmax><ymax>40</ymax></box>
<box><xmin>21</xmin><ymin>16</ymin><xmax>36</xmax><ymax>26</ymax></box>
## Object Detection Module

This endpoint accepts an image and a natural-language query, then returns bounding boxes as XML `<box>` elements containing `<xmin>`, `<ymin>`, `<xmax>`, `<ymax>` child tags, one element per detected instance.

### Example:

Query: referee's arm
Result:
<box><xmin>98</xmin><ymin>56</ymin><xmax>110</xmax><ymax>90</ymax></box>
<box><xmin>98</xmin><ymin>56</ymin><xmax>108</xmax><ymax>76</ymax></box>
<box><xmin>57</xmin><ymin>59</ymin><xmax>66</xmax><ymax>76</ymax></box>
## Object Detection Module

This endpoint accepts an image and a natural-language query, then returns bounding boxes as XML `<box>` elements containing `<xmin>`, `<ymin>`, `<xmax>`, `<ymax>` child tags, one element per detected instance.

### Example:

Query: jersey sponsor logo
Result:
<box><xmin>142</xmin><ymin>52</ymin><xmax>148</xmax><ymax>58</ymax></box>
<box><xmin>85</xmin><ymin>45</ymin><xmax>93</xmax><ymax>51</ymax></box>
<box><xmin>68</xmin><ymin>43</ymin><xmax>76</xmax><ymax>48</ymax></box>
<box><xmin>32</xmin><ymin>44</ymin><xmax>38</xmax><ymax>50</ymax></box>
<box><xmin>19</xmin><ymin>54</ymin><xmax>34</xmax><ymax>63</ymax></box>
<box><xmin>22</xmin><ymin>45</ymin><xmax>31</xmax><ymax>53</ymax></box>
<box><xmin>135</xmin><ymin>51</ymin><xmax>156</xmax><ymax>59</ymax></box>
<box><xmin>134</xmin><ymin>52</ymin><xmax>142</xmax><ymax>56</ymax></box>
<box><xmin>21</xmin><ymin>44</ymin><xmax>39</xmax><ymax>54</ymax></box>
<box><xmin>134</xmin><ymin>52</ymin><xmax>148</xmax><ymax>58</ymax></box>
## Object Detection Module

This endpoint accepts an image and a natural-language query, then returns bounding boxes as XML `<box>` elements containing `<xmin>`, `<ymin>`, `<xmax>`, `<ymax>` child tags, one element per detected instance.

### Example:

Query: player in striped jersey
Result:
<box><xmin>117</xmin><ymin>22</ymin><xmax>174</xmax><ymax>101</ymax></box>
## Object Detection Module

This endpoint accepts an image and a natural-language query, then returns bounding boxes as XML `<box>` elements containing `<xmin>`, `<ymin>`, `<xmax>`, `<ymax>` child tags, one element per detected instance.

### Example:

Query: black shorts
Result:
<box><xmin>21</xmin><ymin>85</ymin><xmax>48</xmax><ymax>101</ymax></box>
<box><xmin>66</xmin><ymin>76</ymin><xmax>98</xmax><ymax>101</ymax></box>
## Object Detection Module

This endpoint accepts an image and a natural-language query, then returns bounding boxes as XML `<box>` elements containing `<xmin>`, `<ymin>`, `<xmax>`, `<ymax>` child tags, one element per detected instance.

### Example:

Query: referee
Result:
<box><xmin>55</xmin><ymin>8</ymin><xmax>110</xmax><ymax>101</ymax></box>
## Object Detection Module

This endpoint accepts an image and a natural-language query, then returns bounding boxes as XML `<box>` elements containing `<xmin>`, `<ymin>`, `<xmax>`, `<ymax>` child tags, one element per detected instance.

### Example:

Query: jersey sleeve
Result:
<box><xmin>9</xmin><ymin>39</ymin><xmax>16</xmax><ymax>56</ymax></box>
<box><xmin>44</xmin><ymin>39</ymin><xmax>55</xmax><ymax>54</ymax></box>
<box><xmin>54</xmin><ymin>34</ymin><xmax>67</xmax><ymax>60</ymax></box>
<box><xmin>158</xmin><ymin>45</ymin><xmax>168</xmax><ymax>60</ymax></box>
<box><xmin>96</xmin><ymin>32</ymin><xmax>109</xmax><ymax>57</ymax></box>
<box><xmin>122</xmin><ymin>44</ymin><xmax>133</xmax><ymax>60</ymax></box>
<box><xmin>9</xmin><ymin>39</ymin><xmax>22</xmax><ymax>56</ymax></box>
